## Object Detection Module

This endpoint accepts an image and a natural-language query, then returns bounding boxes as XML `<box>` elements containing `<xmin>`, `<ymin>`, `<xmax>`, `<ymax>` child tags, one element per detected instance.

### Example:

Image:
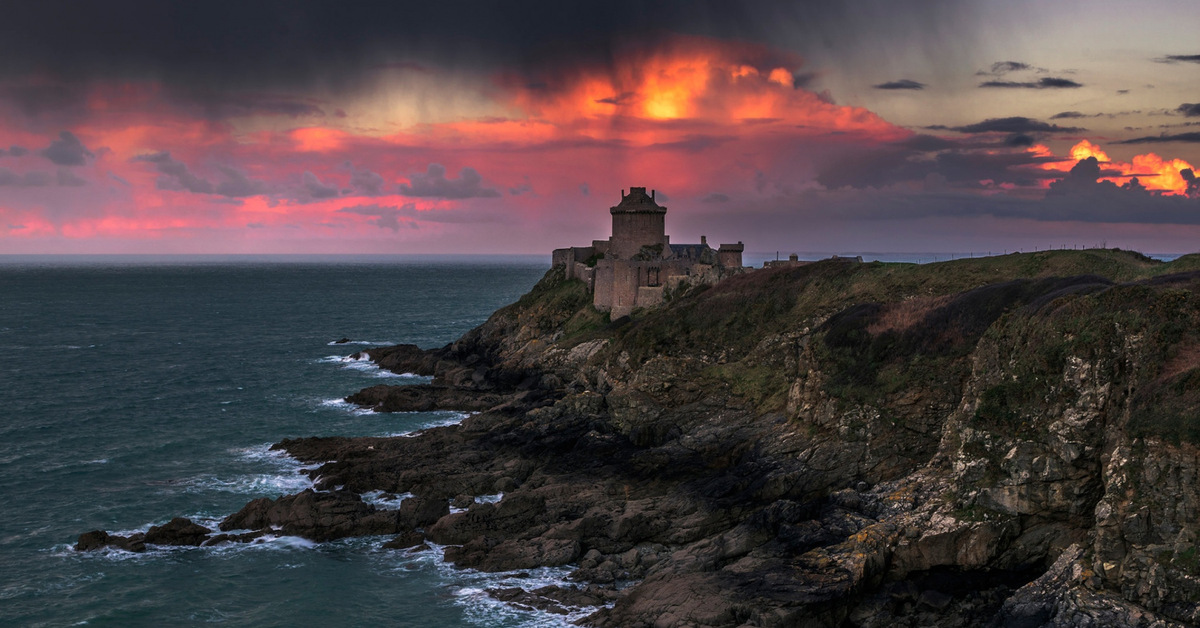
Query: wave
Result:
<box><xmin>325</xmin><ymin>340</ymin><xmax>394</xmax><ymax>346</ymax></box>
<box><xmin>317</xmin><ymin>354</ymin><xmax>433</xmax><ymax>380</ymax></box>
<box><xmin>180</xmin><ymin>444</ymin><xmax>316</xmax><ymax>497</ymax></box>
<box><xmin>360</xmin><ymin>490</ymin><xmax>413</xmax><ymax>510</ymax></box>
<box><xmin>318</xmin><ymin>398</ymin><xmax>375</xmax><ymax>416</ymax></box>
<box><xmin>389</xmin><ymin>545</ymin><xmax>603</xmax><ymax>627</ymax></box>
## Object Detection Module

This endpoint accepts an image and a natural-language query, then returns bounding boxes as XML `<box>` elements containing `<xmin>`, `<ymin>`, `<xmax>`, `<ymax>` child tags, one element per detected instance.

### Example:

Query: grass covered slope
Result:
<box><xmin>361</xmin><ymin>247</ymin><xmax>1200</xmax><ymax>626</ymax></box>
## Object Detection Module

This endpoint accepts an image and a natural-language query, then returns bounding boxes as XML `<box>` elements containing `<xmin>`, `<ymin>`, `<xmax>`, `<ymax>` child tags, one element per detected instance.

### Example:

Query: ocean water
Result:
<box><xmin>0</xmin><ymin>257</ymin><xmax>585</xmax><ymax>627</ymax></box>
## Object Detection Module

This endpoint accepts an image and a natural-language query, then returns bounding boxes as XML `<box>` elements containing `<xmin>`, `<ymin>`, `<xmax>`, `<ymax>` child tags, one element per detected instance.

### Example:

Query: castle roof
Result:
<box><xmin>611</xmin><ymin>186</ymin><xmax>666</xmax><ymax>214</ymax></box>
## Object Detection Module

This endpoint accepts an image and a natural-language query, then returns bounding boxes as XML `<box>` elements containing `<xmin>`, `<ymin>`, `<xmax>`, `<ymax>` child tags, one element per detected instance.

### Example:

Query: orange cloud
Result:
<box><xmin>1040</xmin><ymin>139</ymin><xmax>1196</xmax><ymax>195</ymax></box>
<box><xmin>506</xmin><ymin>35</ymin><xmax>902</xmax><ymax>141</ymax></box>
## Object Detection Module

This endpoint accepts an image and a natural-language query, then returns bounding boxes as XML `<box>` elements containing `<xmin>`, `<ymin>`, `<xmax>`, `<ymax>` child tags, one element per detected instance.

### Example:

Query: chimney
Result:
<box><xmin>651</xmin><ymin>189</ymin><xmax>656</xmax><ymax>200</ymax></box>
<box><xmin>621</xmin><ymin>188</ymin><xmax>625</xmax><ymax>199</ymax></box>
<box><xmin>700</xmin><ymin>235</ymin><xmax>707</xmax><ymax>246</ymax></box>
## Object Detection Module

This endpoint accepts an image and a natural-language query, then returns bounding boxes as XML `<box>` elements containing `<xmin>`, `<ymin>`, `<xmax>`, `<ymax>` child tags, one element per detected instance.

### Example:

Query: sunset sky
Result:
<box><xmin>2</xmin><ymin>0</ymin><xmax>1200</xmax><ymax>255</ymax></box>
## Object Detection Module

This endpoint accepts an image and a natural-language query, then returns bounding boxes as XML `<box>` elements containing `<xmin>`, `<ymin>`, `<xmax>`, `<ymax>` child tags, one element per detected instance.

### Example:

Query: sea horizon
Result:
<box><xmin>0</xmin><ymin>248</ymin><xmax>1187</xmax><ymax>267</ymax></box>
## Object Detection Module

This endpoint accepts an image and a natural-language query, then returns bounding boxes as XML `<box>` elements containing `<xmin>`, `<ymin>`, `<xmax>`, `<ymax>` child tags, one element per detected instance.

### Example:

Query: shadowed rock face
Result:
<box><xmin>77</xmin><ymin>251</ymin><xmax>1200</xmax><ymax>627</ymax></box>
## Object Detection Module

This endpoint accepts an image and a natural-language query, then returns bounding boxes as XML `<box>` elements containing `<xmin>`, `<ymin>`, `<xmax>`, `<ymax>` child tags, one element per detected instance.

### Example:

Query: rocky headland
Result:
<box><xmin>78</xmin><ymin>249</ymin><xmax>1200</xmax><ymax>627</ymax></box>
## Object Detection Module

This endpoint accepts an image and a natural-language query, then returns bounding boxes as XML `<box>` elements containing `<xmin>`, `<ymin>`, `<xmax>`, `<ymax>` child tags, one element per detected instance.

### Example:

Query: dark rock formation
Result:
<box><xmin>219</xmin><ymin>489</ymin><xmax>401</xmax><ymax>542</ymax></box>
<box><xmin>344</xmin><ymin>384</ymin><xmax>515</xmax><ymax>413</ymax></box>
<box><xmin>144</xmin><ymin>517</ymin><xmax>212</xmax><ymax>546</ymax></box>
<box><xmin>75</xmin><ymin>530</ymin><xmax>146</xmax><ymax>553</ymax></box>
<box><xmin>78</xmin><ymin>251</ymin><xmax>1200</xmax><ymax>626</ymax></box>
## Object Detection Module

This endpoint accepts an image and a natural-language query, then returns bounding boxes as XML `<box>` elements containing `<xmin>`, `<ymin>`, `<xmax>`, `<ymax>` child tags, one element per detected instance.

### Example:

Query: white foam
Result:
<box><xmin>319</xmin><ymin>398</ymin><xmax>375</xmax><ymax>415</ymax></box>
<box><xmin>387</xmin><ymin>411</ymin><xmax>473</xmax><ymax>437</ymax></box>
<box><xmin>326</xmin><ymin>340</ymin><xmax>394</xmax><ymax>346</ymax></box>
<box><xmin>317</xmin><ymin>354</ymin><xmax>433</xmax><ymax>379</ymax></box>
<box><xmin>477</xmin><ymin>492</ymin><xmax>503</xmax><ymax>504</ymax></box>
<box><xmin>361</xmin><ymin>490</ymin><xmax>413</xmax><ymax>510</ymax></box>
<box><xmin>372</xmin><ymin>542</ymin><xmax>607</xmax><ymax>626</ymax></box>
<box><xmin>180</xmin><ymin>444</ymin><xmax>315</xmax><ymax>496</ymax></box>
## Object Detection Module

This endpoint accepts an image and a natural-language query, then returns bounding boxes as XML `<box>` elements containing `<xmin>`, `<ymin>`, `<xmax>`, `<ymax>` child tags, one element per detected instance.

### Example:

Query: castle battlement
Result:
<box><xmin>553</xmin><ymin>186</ymin><xmax>745</xmax><ymax>318</ymax></box>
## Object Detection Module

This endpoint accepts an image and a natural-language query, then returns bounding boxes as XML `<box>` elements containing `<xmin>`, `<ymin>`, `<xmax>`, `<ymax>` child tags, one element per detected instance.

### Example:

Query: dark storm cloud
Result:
<box><xmin>977</xmin><ymin>61</ymin><xmax>1033</xmax><ymax>76</ymax></box>
<box><xmin>873</xmin><ymin>79</ymin><xmax>925</xmax><ymax>90</ymax></box>
<box><xmin>0</xmin><ymin>166</ymin><xmax>85</xmax><ymax>187</ymax></box>
<box><xmin>1182</xmin><ymin>169</ymin><xmax>1200</xmax><ymax>198</ymax></box>
<box><xmin>0</xmin><ymin>83</ymin><xmax>87</xmax><ymax>117</ymax></box>
<box><xmin>1005</xmin><ymin>134</ymin><xmax>1034</xmax><ymax>147</ymax></box>
<box><xmin>215</xmin><ymin>166</ymin><xmax>269</xmax><ymax>198</ymax></box>
<box><xmin>56</xmin><ymin>168</ymin><xmax>87</xmax><ymax>186</ymax></box>
<box><xmin>398</xmin><ymin>164</ymin><xmax>500</xmax><ymax>199</ymax></box>
<box><xmin>179</xmin><ymin>92</ymin><xmax>327</xmax><ymax>120</ymax></box>
<box><xmin>132</xmin><ymin>151</ymin><xmax>214</xmax><ymax>194</ymax></box>
<box><xmin>978</xmin><ymin>77</ymin><xmax>1083</xmax><ymax>89</ymax></box>
<box><xmin>344</xmin><ymin>164</ymin><xmax>385</xmax><ymax>196</ymax></box>
<box><xmin>944</xmin><ymin>117</ymin><xmax>1083</xmax><ymax>135</ymax></box>
<box><xmin>648</xmin><ymin>135</ymin><xmax>733</xmax><ymax>153</ymax></box>
<box><xmin>338</xmin><ymin>204</ymin><xmax>413</xmax><ymax>231</ymax></box>
<box><xmin>1177</xmin><ymin>103</ymin><xmax>1200</xmax><ymax>117</ymax></box>
<box><xmin>301</xmin><ymin>171</ymin><xmax>340</xmax><ymax>200</ymax></box>
<box><xmin>0</xmin><ymin>168</ymin><xmax>52</xmax><ymax>186</ymax></box>
<box><xmin>814</xmin><ymin>130</ymin><xmax>1075</xmax><ymax>192</ymax></box>
<box><xmin>1156</xmin><ymin>55</ymin><xmax>1200</xmax><ymax>64</ymax></box>
<box><xmin>0</xmin><ymin>1</ymin><xmax>988</xmax><ymax>99</ymax></box>
<box><xmin>1050</xmin><ymin>111</ymin><xmax>1086</xmax><ymax>120</ymax></box>
<box><xmin>0</xmin><ymin>145</ymin><xmax>29</xmax><ymax>157</ymax></box>
<box><xmin>1117</xmin><ymin>132</ymin><xmax>1200</xmax><ymax>144</ymax></box>
<box><xmin>339</xmin><ymin>203</ymin><xmax>494</xmax><ymax>230</ymax></box>
<box><xmin>41</xmin><ymin>131</ymin><xmax>93</xmax><ymax>166</ymax></box>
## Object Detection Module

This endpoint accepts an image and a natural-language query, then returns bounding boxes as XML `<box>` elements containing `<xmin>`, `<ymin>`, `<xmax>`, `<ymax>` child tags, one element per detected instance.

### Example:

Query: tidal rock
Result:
<box><xmin>345</xmin><ymin>384</ymin><xmax>509</xmax><ymax>413</ymax></box>
<box><xmin>382</xmin><ymin>530</ymin><xmax>425</xmax><ymax>550</ymax></box>
<box><xmin>74</xmin><ymin>530</ymin><xmax>146</xmax><ymax>553</ymax></box>
<box><xmin>144</xmin><ymin>517</ymin><xmax>212</xmax><ymax>546</ymax></box>
<box><xmin>219</xmin><ymin>489</ymin><xmax>400</xmax><ymax>541</ymax></box>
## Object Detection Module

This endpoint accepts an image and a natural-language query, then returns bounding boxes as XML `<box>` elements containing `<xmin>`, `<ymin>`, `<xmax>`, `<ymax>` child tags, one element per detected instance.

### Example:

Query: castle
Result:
<box><xmin>552</xmin><ymin>187</ymin><xmax>744</xmax><ymax>318</ymax></box>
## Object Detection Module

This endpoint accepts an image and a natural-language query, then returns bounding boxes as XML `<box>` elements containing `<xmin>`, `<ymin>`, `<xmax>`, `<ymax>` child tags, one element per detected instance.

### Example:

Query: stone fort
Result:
<box><xmin>552</xmin><ymin>187</ymin><xmax>744</xmax><ymax>318</ymax></box>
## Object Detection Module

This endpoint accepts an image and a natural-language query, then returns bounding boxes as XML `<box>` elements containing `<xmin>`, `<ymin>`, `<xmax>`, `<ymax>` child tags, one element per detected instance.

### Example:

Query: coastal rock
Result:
<box><xmin>144</xmin><ymin>517</ymin><xmax>212</xmax><ymax>546</ymax></box>
<box><xmin>344</xmin><ymin>384</ymin><xmax>509</xmax><ymax>413</ymax></box>
<box><xmin>382</xmin><ymin>530</ymin><xmax>425</xmax><ymax>550</ymax></box>
<box><xmin>219</xmin><ymin>489</ymin><xmax>400</xmax><ymax>541</ymax></box>
<box><xmin>445</xmin><ymin>537</ymin><xmax>581</xmax><ymax>571</ymax></box>
<box><xmin>74</xmin><ymin>530</ymin><xmax>146</xmax><ymax>553</ymax></box>
<box><xmin>397</xmin><ymin>495</ymin><xmax>449</xmax><ymax>528</ymax></box>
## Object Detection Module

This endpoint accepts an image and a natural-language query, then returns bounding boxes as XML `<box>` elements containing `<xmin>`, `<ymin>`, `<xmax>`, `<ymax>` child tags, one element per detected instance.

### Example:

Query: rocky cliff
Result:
<box><xmin>79</xmin><ymin>250</ymin><xmax>1200</xmax><ymax>627</ymax></box>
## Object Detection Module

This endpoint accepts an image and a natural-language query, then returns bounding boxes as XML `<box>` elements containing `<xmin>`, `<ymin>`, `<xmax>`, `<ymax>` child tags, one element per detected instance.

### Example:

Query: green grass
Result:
<box><xmin>522</xmin><ymin>250</ymin><xmax>1200</xmax><ymax>442</ymax></box>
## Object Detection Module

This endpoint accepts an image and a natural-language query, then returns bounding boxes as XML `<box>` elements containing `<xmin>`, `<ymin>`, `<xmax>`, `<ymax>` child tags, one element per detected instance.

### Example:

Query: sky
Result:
<box><xmin>1</xmin><ymin>0</ymin><xmax>1200</xmax><ymax>255</ymax></box>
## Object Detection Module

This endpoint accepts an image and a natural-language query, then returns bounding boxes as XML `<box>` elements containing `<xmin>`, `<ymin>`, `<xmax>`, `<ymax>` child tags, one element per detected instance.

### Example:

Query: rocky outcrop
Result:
<box><xmin>344</xmin><ymin>383</ymin><xmax>516</xmax><ymax>413</ymax></box>
<box><xmin>77</xmin><ymin>250</ymin><xmax>1200</xmax><ymax>626</ymax></box>
<box><xmin>219</xmin><ymin>489</ymin><xmax>402</xmax><ymax>542</ymax></box>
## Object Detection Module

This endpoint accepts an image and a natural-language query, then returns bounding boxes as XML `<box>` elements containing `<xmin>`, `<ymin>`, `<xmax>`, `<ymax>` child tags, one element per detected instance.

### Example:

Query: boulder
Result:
<box><xmin>144</xmin><ymin>517</ymin><xmax>212</xmax><ymax>546</ymax></box>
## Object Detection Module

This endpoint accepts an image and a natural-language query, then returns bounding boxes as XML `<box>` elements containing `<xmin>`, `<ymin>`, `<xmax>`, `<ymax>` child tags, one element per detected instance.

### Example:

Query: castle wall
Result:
<box><xmin>593</xmin><ymin>260</ymin><xmax>615</xmax><ymax>312</ymax></box>
<box><xmin>636</xmin><ymin>286</ymin><xmax>664</xmax><ymax>309</ymax></box>
<box><xmin>552</xmin><ymin>246</ymin><xmax>596</xmax><ymax>280</ymax></box>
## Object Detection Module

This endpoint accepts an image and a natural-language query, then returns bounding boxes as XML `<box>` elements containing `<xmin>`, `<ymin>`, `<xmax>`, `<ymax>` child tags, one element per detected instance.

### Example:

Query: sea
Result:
<box><xmin>0</xmin><ymin>255</ymin><xmax>576</xmax><ymax>628</ymax></box>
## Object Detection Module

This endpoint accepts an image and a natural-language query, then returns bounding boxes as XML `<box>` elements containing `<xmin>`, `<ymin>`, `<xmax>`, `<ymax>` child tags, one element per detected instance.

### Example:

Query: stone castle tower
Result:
<box><xmin>553</xmin><ymin>187</ymin><xmax>744</xmax><ymax>318</ymax></box>
<box><xmin>607</xmin><ymin>187</ymin><xmax>670</xmax><ymax>259</ymax></box>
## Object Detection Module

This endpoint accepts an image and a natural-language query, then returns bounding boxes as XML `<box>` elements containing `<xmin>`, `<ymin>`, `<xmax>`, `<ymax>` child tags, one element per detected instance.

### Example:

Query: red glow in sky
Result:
<box><xmin>2</xmin><ymin>6</ymin><xmax>1200</xmax><ymax>255</ymax></box>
